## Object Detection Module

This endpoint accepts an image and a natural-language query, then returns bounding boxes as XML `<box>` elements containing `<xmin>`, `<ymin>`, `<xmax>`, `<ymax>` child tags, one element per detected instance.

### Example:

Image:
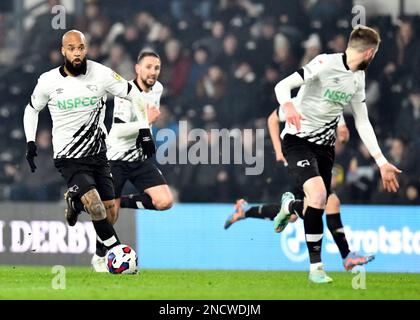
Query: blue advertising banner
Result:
<box><xmin>136</xmin><ymin>204</ymin><xmax>420</xmax><ymax>273</ymax></box>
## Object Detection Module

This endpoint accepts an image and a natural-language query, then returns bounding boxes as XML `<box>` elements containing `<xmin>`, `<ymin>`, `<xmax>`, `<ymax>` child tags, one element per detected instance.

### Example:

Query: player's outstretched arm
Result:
<box><xmin>267</xmin><ymin>109</ymin><xmax>287</xmax><ymax>165</ymax></box>
<box><xmin>350</xmin><ymin>101</ymin><xmax>402</xmax><ymax>192</ymax></box>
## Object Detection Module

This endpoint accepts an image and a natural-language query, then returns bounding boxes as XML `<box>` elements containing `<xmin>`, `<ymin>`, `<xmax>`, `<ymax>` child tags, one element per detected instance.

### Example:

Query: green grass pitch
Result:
<box><xmin>0</xmin><ymin>266</ymin><xmax>419</xmax><ymax>300</ymax></box>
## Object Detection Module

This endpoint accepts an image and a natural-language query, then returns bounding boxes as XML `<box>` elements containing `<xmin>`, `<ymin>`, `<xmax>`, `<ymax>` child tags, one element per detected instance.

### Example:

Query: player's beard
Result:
<box><xmin>64</xmin><ymin>56</ymin><xmax>87</xmax><ymax>76</ymax></box>
<box><xmin>141</xmin><ymin>76</ymin><xmax>156</xmax><ymax>89</ymax></box>
<box><xmin>357</xmin><ymin>56</ymin><xmax>373</xmax><ymax>70</ymax></box>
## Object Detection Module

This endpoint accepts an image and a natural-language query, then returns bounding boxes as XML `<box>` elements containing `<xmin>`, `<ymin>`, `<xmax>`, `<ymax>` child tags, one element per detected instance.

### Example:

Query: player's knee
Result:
<box><xmin>289</xmin><ymin>214</ymin><xmax>298</xmax><ymax>223</ymax></box>
<box><xmin>153</xmin><ymin>195</ymin><xmax>173</xmax><ymax>211</ymax></box>
<box><xmin>306</xmin><ymin>189</ymin><xmax>327</xmax><ymax>209</ymax></box>
<box><xmin>326</xmin><ymin>194</ymin><xmax>341</xmax><ymax>213</ymax></box>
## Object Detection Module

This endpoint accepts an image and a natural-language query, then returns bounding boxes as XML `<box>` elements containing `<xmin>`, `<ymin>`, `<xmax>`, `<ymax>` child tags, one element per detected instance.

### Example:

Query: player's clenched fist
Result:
<box><xmin>147</xmin><ymin>106</ymin><xmax>160</xmax><ymax>124</ymax></box>
<box><xmin>282</xmin><ymin>101</ymin><xmax>304</xmax><ymax>132</ymax></box>
<box><xmin>26</xmin><ymin>141</ymin><xmax>37</xmax><ymax>172</ymax></box>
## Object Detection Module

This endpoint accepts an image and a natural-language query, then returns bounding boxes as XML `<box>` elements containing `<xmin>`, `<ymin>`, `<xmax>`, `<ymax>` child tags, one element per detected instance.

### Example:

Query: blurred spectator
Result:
<box><xmin>195</xmin><ymin>20</ymin><xmax>226</xmax><ymax>60</ymax></box>
<box><xmin>195</xmin><ymin>65</ymin><xmax>227</xmax><ymax>107</ymax></box>
<box><xmin>87</xmin><ymin>38</ymin><xmax>106</xmax><ymax>62</ymax></box>
<box><xmin>160</xmin><ymin>39</ymin><xmax>191</xmax><ymax>99</ymax></box>
<box><xmin>385</xmin><ymin>137</ymin><xmax>417</xmax><ymax>189</ymax></box>
<box><xmin>178</xmin><ymin>122</ymin><xmax>232</xmax><ymax>202</ymax></box>
<box><xmin>333</xmin><ymin>139</ymin><xmax>352</xmax><ymax>202</ymax></box>
<box><xmin>76</xmin><ymin>1</ymin><xmax>110</xmax><ymax>35</ymax></box>
<box><xmin>300</xmin><ymin>33</ymin><xmax>322</xmax><ymax>66</ymax></box>
<box><xmin>182</xmin><ymin>45</ymin><xmax>211</xmax><ymax>101</ymax></box>
<box><xmin>114</xmin><ymin>25</ymin><xmax>143</xmax><ymax>62</ymax></box>
<box><xmin>0</xmin><ymin>0</ymin><xmax>418</xmax><ymax>204</ymax></box>
<box><xmin>327</xmin><ymin>32</ymin><xmax>348</xmax><ymax>54</ymax></box>
<box><xmin>395</xmin><ymin>80</ymin><xmax>420</xmax><ymax>144</ymax></box>
<box><xmin>273</xmin><ymin>33</ymin><xmax>298</xmax><ymax>77</ymax></box>
<box><xmin>346</xmin><ymin>143</ymin><xmax>377</xmax><ymax>203</ymax></box>
<box><xmin>215</xmin><ymin>33</ymin><xmax>242</xmax><ymax>75</ymax></box>
<box><xmin>152</xmin><ymin>104</ymin><xmax>179</xmax><ymax>149</ymax></box>
<box><xmin>6</xmin><ymin>129</ymin><xmax>62</xmax><ymax>201</ymax></box>
<box><xmin>257</xmin><ymin>64</ymin><xmax>281</xmax><ymax>119</ymax></box>
<box><xmin>252</xmin><ymin>17</ymin><xmax>276</xmax><ymax>74</ymax></box>
<box><xmin>400</xmin><ymin>182</ymin><xmax>420</xmax><ymax>205</ymax></box>
<box><xmin>219</xmin><ymin>60</ymin><xmax>258</xmax><ymax>127</ymax></box>
<box><xmin>388</xmin><ymin>19</ymin><xmax>420</xmax><ymax>81</ymax></box>
<box><xmin>103</xmin><ymin>43</ymin><xmax>135</xmax><ymax>79</ymax></box>
<box><xmin>21</xmin><ymin>0</ymin><xmax>75</xmax><ymax>60</ymax></box>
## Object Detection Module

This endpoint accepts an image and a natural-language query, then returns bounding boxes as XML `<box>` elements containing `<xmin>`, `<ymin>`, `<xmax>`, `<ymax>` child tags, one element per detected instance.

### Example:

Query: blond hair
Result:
<box><xmin>348</xmin><ymin>26</ymin><xmax>381</xmax><ymax>51</ymax></box>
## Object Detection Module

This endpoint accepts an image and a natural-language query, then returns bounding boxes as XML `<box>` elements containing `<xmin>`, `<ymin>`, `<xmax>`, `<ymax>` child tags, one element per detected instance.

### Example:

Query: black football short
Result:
<box><xmin>282</xmin><ymin>134</ymin><xmax>335</xmax><ymax>196</ymax></box>
<box><xmin>54</xmin><ymin>152</ymin><xmax>115</xmax><ymax>201</ymax></box>
<box><xmin>110</xmin><ymin>158</ymin><xmax>167</xmax><ymax>198</ymax></box>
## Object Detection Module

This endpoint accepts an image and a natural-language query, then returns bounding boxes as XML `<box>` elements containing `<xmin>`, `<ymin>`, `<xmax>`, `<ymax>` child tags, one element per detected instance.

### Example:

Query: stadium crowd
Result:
<box><xmin>0</xmin><ymin>0</ymin><xmax>419</xmax><ymax>204</ymax></box>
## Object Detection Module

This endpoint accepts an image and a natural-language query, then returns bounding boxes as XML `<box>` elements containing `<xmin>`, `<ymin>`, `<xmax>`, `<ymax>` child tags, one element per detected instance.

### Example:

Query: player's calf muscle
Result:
<box><xmin>81</xmin><ymin>189</ymin><xmax>106</xmax><ymax>220</ymax></box>
<box><xmin>104</xmin><ymin>200</ymin><xmax>118</xmax><ymax>224</ymax></box>
<box><xmin>326</xmin><ymin>194</ymin><xmax>340</xmax><ymax>214</ymax></box>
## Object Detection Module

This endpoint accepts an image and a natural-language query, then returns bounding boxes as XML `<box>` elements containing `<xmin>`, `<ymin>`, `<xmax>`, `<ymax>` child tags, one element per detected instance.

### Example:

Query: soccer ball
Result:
<box><xmin>106</xmin><ymin>244</ymin><xmax>138</xmax><ymax>275</ymax></box>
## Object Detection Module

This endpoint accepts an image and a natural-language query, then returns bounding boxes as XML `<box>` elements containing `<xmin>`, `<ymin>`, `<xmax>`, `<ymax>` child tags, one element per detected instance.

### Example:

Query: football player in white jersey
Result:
<box><xmin>67</xmin><ymin>51</ymin><xmax>173</xmax><ymax>272</ymax></box>
<box><xmin>107</xmin><ymin>51</ymin><xmax>173</xmax><ymax>216</ymax></box>
<box><xmin>272</xmin><ymin>26</ymin><xmax>401</xmax><ymax>283</ymax></box>
<box><xmin>23</xmin><ymin>30</ymin><xmax>154</xmax><ymax>272</ymax></box>
<box><xmin>224</xmin><ymin>108</ymin><xmax>374</xmax><ymax>271</ymax></box>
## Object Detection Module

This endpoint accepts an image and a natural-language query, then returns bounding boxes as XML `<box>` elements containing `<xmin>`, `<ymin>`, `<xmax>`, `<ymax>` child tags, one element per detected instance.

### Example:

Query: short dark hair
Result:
<box><xmin>348</xmin><ymin>26</ymin><xmax>381</xmax><ymax>51</ymax></box>
<box><xmin>137</xmin><ymin>51</ymin><xmax>160</xmax><ymax>63</ymax></box>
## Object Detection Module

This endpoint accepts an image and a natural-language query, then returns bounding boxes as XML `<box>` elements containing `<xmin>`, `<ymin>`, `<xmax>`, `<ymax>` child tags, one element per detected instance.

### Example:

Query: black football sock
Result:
<box><xmin>92</xmin><ymin>218</ymin><xmax>120</xmax><ymax>250</ymax></box>
<box><xmin>304</xmin><ymin>206</ymin><xmax>324</xmax><ymax>264</ymax></box>
<box><xmin>288</xmin><ymin>200</ymin><xmax>304</xmax><ymax>219</ymax></box>
<box><xmin>245</xmin><ymin>204</ymin><xmax>281</xmax><ymax>220</ymax></box>
<box><xmin>327</xmin><ymin>213</ymin><xmax>351</xmax><ymax>259</ymax></box>
<box><xmin>120</xmin><ymin>193</ymin><xmax>157</xmax><ymax>210</ymax></box>
<box><xmin>95</xmin><ymin>238</ymin><xmax>108</xmax><ymax>257</ymax></box>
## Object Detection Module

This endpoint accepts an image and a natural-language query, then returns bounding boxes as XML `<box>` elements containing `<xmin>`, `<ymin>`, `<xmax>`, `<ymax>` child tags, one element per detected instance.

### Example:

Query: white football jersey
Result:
<box><xmin>106</xmin><ymin>80</ymin><xmax>163</xmax><ymax>162</ymax></box>
<box><xmin>29</xmin><ymin>60</ymin><xmax>131</xmax><ymax>158</ymax></box>
<box><xmin>281</xmin><ymin>53</ymin><xmax>365</xmax><ymax>146</ymax></box>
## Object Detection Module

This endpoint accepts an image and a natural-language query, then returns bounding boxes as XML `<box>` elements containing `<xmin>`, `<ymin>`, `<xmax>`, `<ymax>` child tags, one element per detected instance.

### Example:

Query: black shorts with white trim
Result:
<box><xmin>282</xmin><ymin>134</ymin><xmax>335</xmax><ymax>196</ymax></box>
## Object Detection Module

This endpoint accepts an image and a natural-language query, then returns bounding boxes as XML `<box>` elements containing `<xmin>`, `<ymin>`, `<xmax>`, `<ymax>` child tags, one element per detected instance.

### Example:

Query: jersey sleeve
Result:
<box><xmin>301</xmin><ymin>54</ymin><xmax>328</xmax><ymax>81</ymax></box>
<box><xmin>351</xmin><ymin>72</ymin><xmax>366</xmax><ymax>103</ymax></box>
<box><xmin>276</xmin><ymin>106</ymin><xmax>286</xmax><ymax>122</ymax></box>
<box><xmin>113</xmin><ymin>97</ymin><xmax>134</xmax><ymax>123</ymax></box>
<box><xmin>29</xmin><ymin>75</ymin><xmax>49</xmax><ymax>111</ymax></box>
<box><xmin>153</xmin><ymin>82</ymin><xmax>164</xmax><ymax>108</ymax></box>
<box><xmin>102</xmin><ymin>65</ymin><xmax>131</xmax><ymax>98</ymax></box>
